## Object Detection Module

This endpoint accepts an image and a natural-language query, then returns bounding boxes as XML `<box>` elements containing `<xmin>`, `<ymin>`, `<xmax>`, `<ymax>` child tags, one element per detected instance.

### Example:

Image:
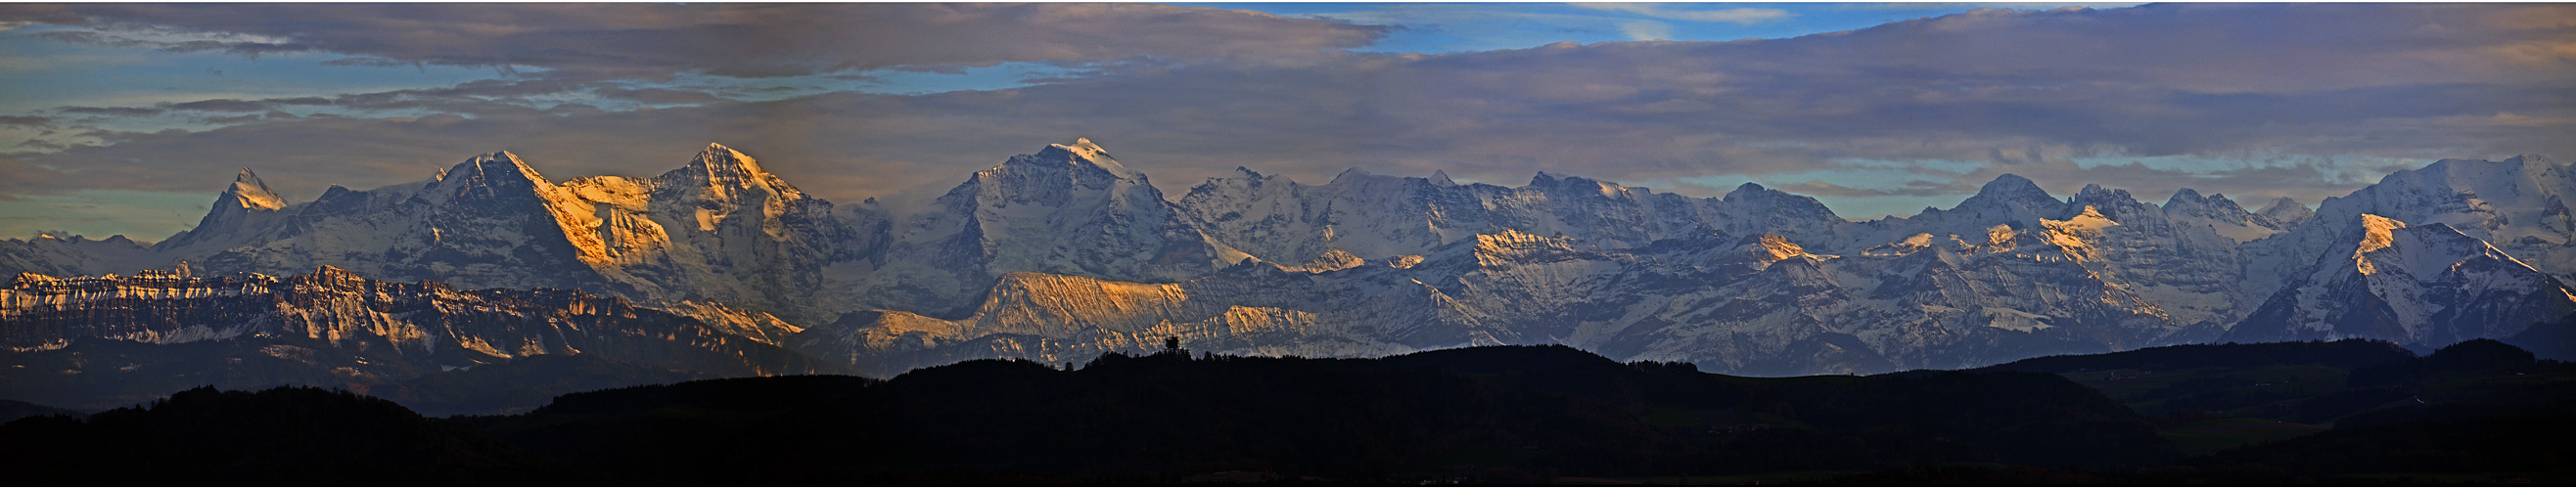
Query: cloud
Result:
<box><xmin>165</xmin><ymin>99</ymin><xmax>276</xmax><ymax>112</ymax></box>
<box><xmin>0</xmin><ymin>4</ymin><xmax>1391</xmax><ymax>79</ymax></box>
<box><xmin>1618</xmin><ymin>21</ymin><xmax>1674</xmax><ymax>41</ymax></box>
<box><xmin>14</xmin><ymin>139</ymin><xmax>67</xmax><ymax>151</ymax></box>
<box><xmin>55</xmin><ymin>106</ymin><xmax>163</xmax><ymax>117</ymax></box>
<box><xmin>1575</xmin><ymin>4</ymin><xmax>1794</xmax><ymax>24</ymax></box>
<box><xmin>8</xmin><ymin>3</ymin><xmax>2576</xmax><ymax>237</ymax></box>
<box><xmin>592</xmin><ymin>87</ymin><xmax>731</xmax><ymax>106</ymax></box>
<box><xmin>1775</xmin><ymin>180</ymin><xmax>1975</xmax><ymax>198</ymax></box>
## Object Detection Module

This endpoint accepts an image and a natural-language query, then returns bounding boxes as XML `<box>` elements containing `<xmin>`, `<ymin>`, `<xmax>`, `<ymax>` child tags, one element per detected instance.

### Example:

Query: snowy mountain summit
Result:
<box><xmin>4</xmin><ymin>140</ymin><xmax>2572</xmax><ymax>383</ymax></box>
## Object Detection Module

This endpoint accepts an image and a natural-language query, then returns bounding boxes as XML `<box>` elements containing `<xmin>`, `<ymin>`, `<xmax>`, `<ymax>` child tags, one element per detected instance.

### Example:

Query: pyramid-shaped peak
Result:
<box><xmin>1982</xmin><ymin>173</ymin><xmax>2041</xmax><ymax>193</ymax></box>
<box><xmin>1958</xmin><ymin>173</ymin><xmax>2059</xmax><ymax>209</ymax></box>
<box><xmin>1429</xmin><ymin>169</ymin><xmax>1457</xmax><ymax>186</ymax></box>
<box><xmin>476</xmin><ymin>151</ymin><xmax>541</xmax><ymax>176</ymax></box>
<box><xmin>1048</xmin><ymin>137</ymin><xmax>1113</xmax><ymax>160</ymax></box>
<box><xmin>222</xmin><ymin>167</ymin><xmax>284</xmax><ymax>210</ymax></box>
<box><xmin>436</xmin><ymin>150</ymin><xmax>555</xmax><ymax>196</ymax></box>
<box><xmin>1020</xmin><ymin>137</ymin><xmax>1137</xmax><ymax>178</ymax></box>
<box><xmin>2258</xmin><ymin>197</ymin><xmax>2305</xmax><ymax>213</ymax></box>
<box><xmin>233</xmin><ymin>167</ymin><xmax>269</xmax><ymax>188</ymax></box>
<box><xmin>658</xmin><ymin>143</ymin><xmax>798</xmax><ymax>200</ymax></box>
<box><xmin>1329</xmin><ymin>167</ymin><xmax>1380</xmax><ymax>186</ymax></box>
<box><xmin>687</xmin><ymin>142</ymin><xmax>769</xmax><ymax>176</ymax></box>
<box><xmin>2257</xmin><ymin>196</ymin><xmax>2314</xmax><ymax>224</ymax></box>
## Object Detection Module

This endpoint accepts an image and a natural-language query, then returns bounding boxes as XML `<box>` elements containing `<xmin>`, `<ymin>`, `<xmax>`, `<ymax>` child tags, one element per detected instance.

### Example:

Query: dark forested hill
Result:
<box><xmin>0</xmin><ymin>386</ymin><xmax>565</xmax><ymax>485</ymax></box>
<box><xmin>455</xmin><ymin>344</ymin><xmax>2172</xmax><ymax>484</ymax></box>
<box><xmin>3</xmin><ymin>340</ymin><xmax>2570</xmax><ymax>485</ymax></box>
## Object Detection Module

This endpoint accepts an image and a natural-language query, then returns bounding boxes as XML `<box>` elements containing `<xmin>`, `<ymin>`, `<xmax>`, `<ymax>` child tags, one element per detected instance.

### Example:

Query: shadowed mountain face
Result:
<box><xmin>3</xmin><ymin>141</ymin><xmax>2573</xmax><ymax>393</ymax></box>
<box><xmin>8</xmin><ymin>341</ymin><xmax>2571</xmax><ymax>485</ymax></box>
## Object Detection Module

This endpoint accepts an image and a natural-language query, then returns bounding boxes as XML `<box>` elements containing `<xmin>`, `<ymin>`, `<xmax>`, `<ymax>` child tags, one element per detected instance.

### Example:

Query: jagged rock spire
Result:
<box><xmin>224</xmin><ymin>168</ymin><xmax>285</xmax><ymax>210</ymax></box>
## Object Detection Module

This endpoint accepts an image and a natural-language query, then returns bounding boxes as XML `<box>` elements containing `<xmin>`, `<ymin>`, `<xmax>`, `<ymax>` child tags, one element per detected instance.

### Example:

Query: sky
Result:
<box><xmin>0</xmin><ymin>2</ymin><xmax>2571</xmax><ymax>241</ymax></box>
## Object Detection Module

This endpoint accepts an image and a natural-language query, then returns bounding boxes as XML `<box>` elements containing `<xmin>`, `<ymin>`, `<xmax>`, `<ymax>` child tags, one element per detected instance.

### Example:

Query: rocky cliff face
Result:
<box><xmin>0</xmin><ymin>266</ymin><xmax>836</xmax><ymax>410</ymax></box>
<box><xmin>0</xmin><ymin>266</ymin><xmax>827</xmax><ymax>371</ymax></box>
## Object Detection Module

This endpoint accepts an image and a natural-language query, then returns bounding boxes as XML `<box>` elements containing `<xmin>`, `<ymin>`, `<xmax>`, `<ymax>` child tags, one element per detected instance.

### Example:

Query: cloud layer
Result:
<box><xmin>4</xmin><ymin>3</ymin><xmax>2574</xmax><ymax>239</ymax></box>
<box><xmin>1</xmin><ymin>3</ymin><xmax>1389</xmax><ymax>78</ymax></box>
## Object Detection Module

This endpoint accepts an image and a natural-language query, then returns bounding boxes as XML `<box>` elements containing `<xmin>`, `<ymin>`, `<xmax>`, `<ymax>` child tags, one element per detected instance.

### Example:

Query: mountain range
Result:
<box><xmin>4</xmin><ymin>139</ymin><xmax>2571</xmax><ymax>405</ymax></box>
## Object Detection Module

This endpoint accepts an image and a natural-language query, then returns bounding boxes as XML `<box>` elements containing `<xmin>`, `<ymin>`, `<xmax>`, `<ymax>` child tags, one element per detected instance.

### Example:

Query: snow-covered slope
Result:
<box><xmin>2249</xmin><ymin>156</ymin><xmax>2576</xmax><ymax>284</ymax></box>
<box><xmin>4</xmin><ymin>138</ymin><xmax>2568</xmax><ymax>378</ymax></box>
<box><xmin>1176</xmin><ymin>166</ymin><xmax>1849</xmax><ymax>264</ymax></box>
<box><xmin>2164</xmin><ymin>189</ymin><xmax>2291</xmax><ymax>243</ymax></box>
<box><xmin>7</xmin><ymin>145</ymin><xmax>871</xmax><ymax>324</ymax></box>
<box><xmin>844</xmin><ymin>139</ymin><xmax>1248</xmax><ymax>315</ymax></box>
<box><xmin>803</xmin><ymin>220</ymin><xmax>2205</xmax><ymax>378</ymax></box>
<box><xmin>0</xmin><ymin>233</ymin><xmax>157</xmax><ymax>281</ymax></box>
<box><xmin>2226</xmin><ymin>214</ymin><xmax>2576</xmax><ymax>347</ymax></box>
<box><xmin>2256</xmin><ymin>197</ymin><xmax>2317</xmax><ymax>228</ymax></box>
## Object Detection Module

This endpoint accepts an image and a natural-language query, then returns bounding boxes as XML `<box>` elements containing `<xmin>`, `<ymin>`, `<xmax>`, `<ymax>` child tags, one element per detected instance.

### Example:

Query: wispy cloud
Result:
<box><xmin>1618</xmin><ymin>20</ymin><xmax>1675</xmax><ymax>41</ymax></box>
<box><xmin>1574</xmin><ymin>3</ymin><xmax>1794</xmax><ymax>24</ymax></box>
<box><xmin>0</xmin><ymin>4</ymin><xmax>1391</xmax><ymax>79</ymax></box>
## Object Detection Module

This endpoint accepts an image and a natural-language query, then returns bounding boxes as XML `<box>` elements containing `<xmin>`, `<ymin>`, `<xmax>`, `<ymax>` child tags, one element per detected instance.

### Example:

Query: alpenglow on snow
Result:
<box><xmin>5</xmin><ymin>140</ymin><xmax>2573</xmax><ymax>382</ymax></box>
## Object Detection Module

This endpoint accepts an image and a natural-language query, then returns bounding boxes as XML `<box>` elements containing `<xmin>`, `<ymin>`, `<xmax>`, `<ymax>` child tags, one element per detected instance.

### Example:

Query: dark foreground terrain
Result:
<box><xmin>2</xmin><ymin>339</ymin><xmax>2570</xmax><ymax>485</ymax></box>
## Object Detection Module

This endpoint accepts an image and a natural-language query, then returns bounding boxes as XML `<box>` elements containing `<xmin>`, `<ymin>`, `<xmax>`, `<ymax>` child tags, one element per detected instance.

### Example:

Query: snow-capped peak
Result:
<box><xmin>2167</xmin><ymin>187</ymin><xmax>2207</xmax><ymax>204</ymax></box>
<box><xmin>665</xmin><ymin>142</ymin><xmax>800</xmax><ymax>200</ymax></box>
<box><xmin>1022</xmin><ymin>138</ymin><xmax>1140</xmax><ymax>179</ymax></box>
<box><xmin>1429</xmin><ymin>170</ymin><xmax>1457</xmax><ymax>187</ymax></box>
<box><xmin>1973</xmin><ymin>174</ymin><xmax>2058</xmax><ymax>206</ymax></box>
<box><xmin>224</xmin><ymin>168</ymin><xmax>284</xmax><ymax>211</ymax></box>
<box><xmin>2162</xmin><ymin>188</ymin><xmax>2251</xmax><ymax>219</ymax></box>
<box><xmin>1057</xmin><ymin>137</ymin><xmax>1110</xmax><ymax>159</ymax></box>
<box><xmin>1331</xmin><ymin>167</ymin><xmax>1377</xmax><ymax>186</ymax></box>
<box><xmin>2256</xmin><ymin>197</ymin><xmax>2314</xmax><ymax>226</ymax></box>
<box><xmin>440</xmin><ymin>151</ymin><xmax>551</xmax><ymax>193</ymax></box>
<box><xmin>691</xmin><ymin>143</ymin><xmax>768</xmax><ymax>178</ymax></box>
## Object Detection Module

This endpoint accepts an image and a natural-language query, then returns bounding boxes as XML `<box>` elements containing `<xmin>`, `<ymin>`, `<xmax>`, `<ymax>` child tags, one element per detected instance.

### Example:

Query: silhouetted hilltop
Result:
<box><xmin>4</xmin><ymin>341</ymin><xmax>2569</xmax><ymax>485</ymax></box>
<box><xmin>0</xmin><ymin>399</ymin><xmax>74</xmax><ymax>423</ymax></box>
<box><xmin>0</xmin><ymin>386</ymin><xmax>563</xmax><ymax>485</ymax></box>
<box><xmin>439</xmin><ymin>345</ymin><xmax>2171</xmax><ymax>484</ymax></box>
<box><xmin>1971</xmin><ymin>338</ymin><xmax>2418</xmax><ymax>374</ymax></box>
